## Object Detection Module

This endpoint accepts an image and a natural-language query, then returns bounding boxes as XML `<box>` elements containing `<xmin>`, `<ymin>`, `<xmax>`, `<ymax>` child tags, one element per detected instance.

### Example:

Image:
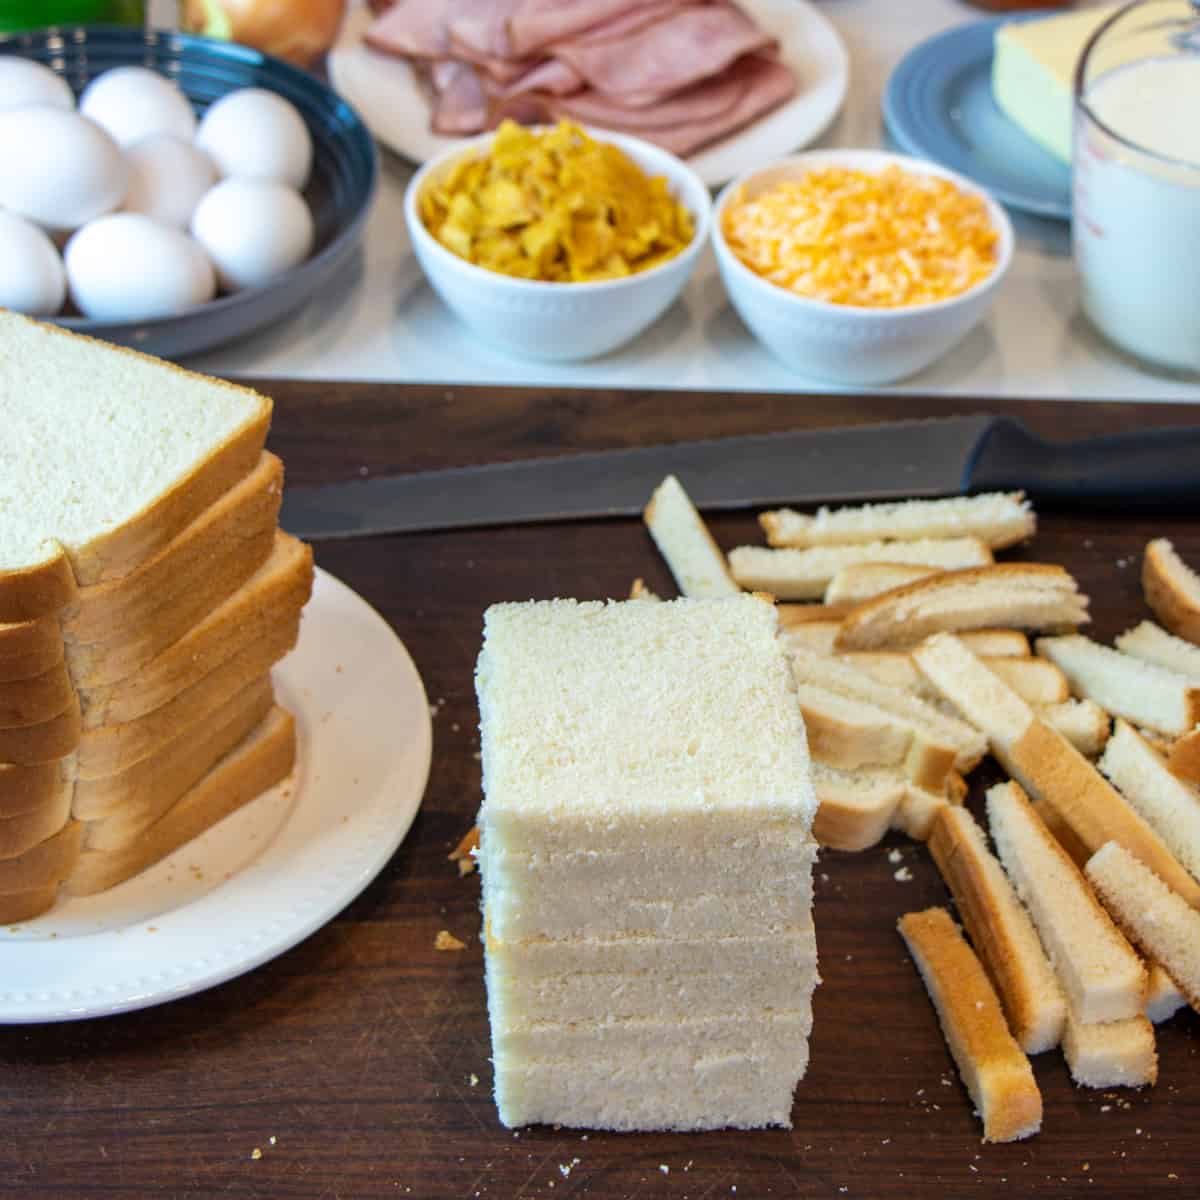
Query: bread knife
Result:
<box><xmin>279</xmin><ymin>413</ymin><xmax>1200</xmax><ymax>540</ymax></box>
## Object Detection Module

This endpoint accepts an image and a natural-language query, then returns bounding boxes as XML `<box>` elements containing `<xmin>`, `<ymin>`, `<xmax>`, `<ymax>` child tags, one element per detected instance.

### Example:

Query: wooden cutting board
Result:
<box><xmin>3</xmin><ymin>384</ymin><xmax>1198</xmax><ymax>1199</ymax></box>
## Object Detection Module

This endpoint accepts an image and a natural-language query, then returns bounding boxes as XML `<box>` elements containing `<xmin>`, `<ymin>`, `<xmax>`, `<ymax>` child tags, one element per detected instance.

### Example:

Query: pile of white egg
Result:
<box><xmin>0</xmin><ymin>57</ymin><xmax>316</xmax><ymax>322</ymax></box>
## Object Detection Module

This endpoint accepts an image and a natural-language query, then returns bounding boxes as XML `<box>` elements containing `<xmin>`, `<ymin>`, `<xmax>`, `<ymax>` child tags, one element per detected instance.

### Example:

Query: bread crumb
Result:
<box><xmin>435</xmin><ymin>930</ymin><xmax>467</xmax><ymax>951</ymax></box>
<box><xmin>269</xmin><ymin>1136</ymin><xmax>276</xmax><ymax>1146</ymax></box>
<box><xmin>469</xmin><ymin>1073</ymin><xmax>479</xmax><ymax>1087</ymax></box>
<box><xmin>449</xmin><ymin>826</ymin><xmax>480</xmax><ymax>876</ymax></box>
<box><xmin>887</xmin><ymin>848</ymin><xmax>904</xmax><ymax>864</ymax></box>
<box><xmin>660</xmin><ymin>1165</ymin><xmax>669</xmax><ymax>1175</ymax></box>
<box><xmin>250</xmin><ymin>1148</ymin><xmax>262</xmax><ymax>1160</ymax></box>
<box><xmin>893</xmin><ymin>866</ymin><xmax>913</xmax><ymax>882</ymax></box>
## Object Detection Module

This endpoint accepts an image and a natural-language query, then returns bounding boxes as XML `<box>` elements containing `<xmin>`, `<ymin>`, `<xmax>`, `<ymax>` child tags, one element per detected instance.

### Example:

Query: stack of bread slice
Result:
<box><xmin>474</xmin><ymin>594</ymin><xmax>819</xmax><ymax>1131</ymax></box>
<box><xmin>0</xmin><ymin>312</ymin><xmax>311</xmax><ymax>920</ymax></box>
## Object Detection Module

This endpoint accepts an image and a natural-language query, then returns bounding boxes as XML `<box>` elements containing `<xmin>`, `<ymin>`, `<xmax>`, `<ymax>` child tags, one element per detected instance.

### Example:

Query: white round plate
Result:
<box><xmin>0</xmin><ymin>568</ymin><xmax>433</xmax><ymax>1024</ymax></box>
<box><xmin>328</xmin><ymin>0</ymin><xmax>849</xmax><ymax>187</ymax></box>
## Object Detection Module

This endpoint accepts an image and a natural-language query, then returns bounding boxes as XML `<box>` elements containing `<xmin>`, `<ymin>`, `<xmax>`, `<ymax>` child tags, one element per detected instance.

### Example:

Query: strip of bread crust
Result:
<box><xmin>1086</xmin><ymin>841</ymin><xmax>1200</xmax><ymax>1015</ymax></box>
<box><xmin>986</xmin><ymin>781</ymin><xmax>1146</xmax><ymax>1025</ymax></box>
<box><xmin>1145</xmin><ymin>962</ymin><xmax>1188</xmax><ymax>1024</ymax></box>
<box><xmin>643</xmin><ymin>475</ymin><xmax>739</xmax><ymax>599</ymax></box>
<box><xmin>0</xmin><ymin>617</ymin><xmax>63</xmax><ymax>683</ymax></box>
<box><xmin>0</xmin><ymin>779</ymin><xmax>71</xmax><ymax>860</ymax></box>
<box><xmin>0</xmin><ymin>881</ymin><xmax>60</xmax><ymax>923</ymax></box>
<box><xmin>897</xmin><ymin>906</ymin><xmax>1043</xmax><ymax>1143</ymax></box>
<box><xmin>0</xmin><ymin>819</ymin><xmax>81</xmax><ymax>894</ymax></box>
<box><xmin>0</xmin><ymin>693</ymin><xmax>81</xmax><ymax>765</ymax></box>
<box><xmin>1143</xmin><ymin>538</ymin><xmax>1200</xmax><ymax>645</ymax></box>
<box><xmin>0</xmin><ymin>759</ymin><xmax>71</xmax><ymax>819</ymax></box>
<box><xmin>1061</xmin><ymin>1008</ymin><xmax>1157</xmax><ymax>1089</ymax></box>
<box><xmin>1116</xmin><ymin>619</ymin><xmax>1200</xmax><ymax>681</ymax></box>
<box><xmin>1166</xmin><ymin>728</ymin><xmax>1200</xmax><ymax>784</ymax></box>
<box><xmin>811</xmin><ymin>762</ymin><xmax>905</xmax><ymax>851</ymax></box>
<box><xmin>999</xmin><ymin>718</ymin><xmax>1200</xmax><ymax>912</ymax></box>
<box><xmin>0</xmin><ymin>661</ymin><xmax>75</xmax><ymax>729</ymax></box>
<box><xmin>836</xmin><ymin>564</ymin><xmax>1088</xmax><ymax>651</ymax></box>
<box><xmin>760</xmin><ymin>493</ymin><xmax>1035</xmax><ymax>550</ymax></box>
<box><xmin>929</xmin><ymin>806</ymin><xmax>1066</xmax><ymax>1054</ymax></box>
<box><xmin>824</xmin><ymin>563</ymin><xmax>941</xmax><ymax>606</ymax></box>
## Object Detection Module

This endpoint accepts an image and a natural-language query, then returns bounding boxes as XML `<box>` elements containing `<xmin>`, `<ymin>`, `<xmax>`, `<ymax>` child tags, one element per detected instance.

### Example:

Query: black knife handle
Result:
<box><xmin>965</xmin><ymin>416</ymin><xmax>1200</xmax><ymax>509</ymax></box>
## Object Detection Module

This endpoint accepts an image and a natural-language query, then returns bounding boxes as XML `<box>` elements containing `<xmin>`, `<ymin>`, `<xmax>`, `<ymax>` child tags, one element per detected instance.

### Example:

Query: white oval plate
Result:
<box><xmin>0</xmin><ymin>568</ymin><xmax>433</xmax><ymax>1023</ymax></box>
<box><xmin>329</xmin><ymin>0</ymin><xmax>850</xmax><ymax>188</ymax></box>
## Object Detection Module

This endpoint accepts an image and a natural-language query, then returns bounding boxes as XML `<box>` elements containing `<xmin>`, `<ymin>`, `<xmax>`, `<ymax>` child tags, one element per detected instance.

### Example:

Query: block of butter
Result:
<box><xmin>991</xmin><ymin>5</ymin><xmax>1119</xmax><ymax>163</ymax></box>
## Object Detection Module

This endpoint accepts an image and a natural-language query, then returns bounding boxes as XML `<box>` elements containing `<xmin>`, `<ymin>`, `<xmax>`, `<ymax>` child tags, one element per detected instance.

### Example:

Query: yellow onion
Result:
<box><xmin>182</xmin><ymin>0</ymin><xmax>347</xmax><ymax>67</ymax></box>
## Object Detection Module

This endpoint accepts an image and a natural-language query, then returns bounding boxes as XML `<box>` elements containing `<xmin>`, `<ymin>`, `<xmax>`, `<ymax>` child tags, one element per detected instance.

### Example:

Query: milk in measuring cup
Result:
<box><xmin>1073</xmin><ymin>56</ymin><xmax>1200</xmax><ymax>373</ymax></box>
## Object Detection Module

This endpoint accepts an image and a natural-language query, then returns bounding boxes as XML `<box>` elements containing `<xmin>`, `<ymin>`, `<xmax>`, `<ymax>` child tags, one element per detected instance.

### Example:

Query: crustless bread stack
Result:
<box><xmin>0</xmin><ymin>312</ymin><xmax>311</xmax><ymax>918</ymax></box>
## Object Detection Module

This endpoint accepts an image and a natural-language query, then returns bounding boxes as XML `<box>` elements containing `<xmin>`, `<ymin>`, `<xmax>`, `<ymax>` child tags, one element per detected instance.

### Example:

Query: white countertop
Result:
<box><xmin>185</xmin><ymin>0</ymin><xmax>1199</xmax><ymax>403</ymax></box>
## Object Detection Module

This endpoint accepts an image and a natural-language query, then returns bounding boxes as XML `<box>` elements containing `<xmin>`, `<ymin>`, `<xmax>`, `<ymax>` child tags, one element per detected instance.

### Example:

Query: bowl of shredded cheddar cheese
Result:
<box><xmin>712</xmin><ymin>149</ymin><xmax>1013</xmax><ymax>384</ymax></box>
<box><xmin>404</xmin><ymin>121</ymin><xmax>710</xmax><ymax>362</ymax></box>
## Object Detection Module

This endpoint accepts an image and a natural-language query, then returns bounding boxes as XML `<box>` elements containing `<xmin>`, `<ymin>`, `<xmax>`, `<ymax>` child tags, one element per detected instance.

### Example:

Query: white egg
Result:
<box><xmin>0</xmin><ymin>106</ymin><xmax>127</xmax><ymax>234</ymax></box>
<box><xmin>65</xmin><ymin>213</ymin><xmax>215</xmax><ymax>321</ymax></box>
<box><xmin>123</xmin><ymin>133</ymin><xmax>216</xmax><ymax>229</ymax></box>
<box><xmin>191</xmin><ymin>178</ymin><xmax>313</xmax><ymax>292</ymax></box>
<box><xmin>0</xmin><ymin>210</ymin><xmax>66</xmax><ymax>315</ymax></box>
<box><xmin>195</xmin><ymin>88</ymin><xmax>312</xmax><ymax>189</ymax></box>
<box><xmin>0</xmin><ymin>58</ymin><xmax>74</xmax><ymax>112</ymax></box>
<box><xmin>79</xmin><ymin>66</ymin><xmax>196</xmax><ymax>148</ymax></box>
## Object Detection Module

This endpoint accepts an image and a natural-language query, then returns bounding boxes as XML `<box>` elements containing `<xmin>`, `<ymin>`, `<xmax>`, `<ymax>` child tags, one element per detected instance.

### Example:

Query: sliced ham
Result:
<box><xmin>494</xmin><ymin>59</ymin><xmax>583</xmax><ymax>100</ymax></box>
<box><xmin>428</xmin><ymin>60</ymin><xmax>489</xmax><ymax>135</ymax></box>
<box><xmin>506</xmin><ymin>0</ymin><xmax>647</xmax><ymax>58</ymax></box>
<box><xmin>552</xmin><ymin>3</ymin><xmax>774</xmax><ymax>108</ymax></box>
<box><xmin>560</xmin><ymin>0</ymin><xmax>705</xmax><ymax>49</ymax></box>
<box><xmin>447</xmin><ymin>0</ymin><xmax>521</xmax><ymax>62</ymax></box>
<box><xmin>365</xmin><ymin>0</ymin><xmax>453</xmax><ymax>59</ymax></box>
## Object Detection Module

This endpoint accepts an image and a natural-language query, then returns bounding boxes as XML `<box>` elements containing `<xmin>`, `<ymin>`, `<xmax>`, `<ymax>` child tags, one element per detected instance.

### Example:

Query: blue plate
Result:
<box><xmin>0</xmin><ymin>26</ymin><xmax>377</xmax><ymax>358</ymax></box>
<box><xmin>883</xmin><ymin>14</ymin><xmax>1071</xmax><ymax>221</ymax></box>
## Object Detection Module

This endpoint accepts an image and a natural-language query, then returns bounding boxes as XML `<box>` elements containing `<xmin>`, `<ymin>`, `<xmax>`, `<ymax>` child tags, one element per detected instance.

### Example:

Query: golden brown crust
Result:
<box><xmin>0</xmin><ymin>760</ymin><xmax>68</xmax><ymax>819</ymax></box>
<box><xmin>898</xmin><ymin>906</ymin><xmax>1043</xmax><ymax>1143</ymax></box>
<box><xmin>0</xmin><ymin>693</ymin><xmax>80</xmax><ymax>765</ymax></box>
<box><xmin>777</xmin><ymin>603</ymin><xmax>854</xmax><ymax>627</ymax></box>
<box><xmin>0</xmin><ymin>818</ymin><xmax>81</xmax><ymax>893</ymax></box>
<box><xmin>1167</xmin><ymin>728</ymin><xmax>1200</xmax><ymax>784</ymax></box>
<box><xmin>999</xmin><ymin>719</ymin><xmax>1200</xmax><ymax>912</ymax></box>
<box><xmin>0</xmin><ymin>548</ymin><xmax>78</xmax><ymax>625</ymax></box>
<box><xmin>0</xmin><ymin>881</ymin><xmax>59</xmax><ymax>923</ymax></box>
<box><xmin>0</xmin><ymin>781</ymin><xmax>71</xmax><ymax>860</ymax></box>
<box><xmin>0</xmin><ymin>617</ymin><xmax>64</xmax><ymax>681</ymax></box>
<box><xmin>812</xmin><ymin>783</ymin><xmax>903</xmax><ymax>852</ymax></box>
<box><xmin>0</xmin><ymin>661</ymin><xmax>75</xmax><ymax>730</ymax></box>
<box><xmin>1143</xmin><ymin>539</ymin><xmax>1200</xmax><ymax>645</ymax></box>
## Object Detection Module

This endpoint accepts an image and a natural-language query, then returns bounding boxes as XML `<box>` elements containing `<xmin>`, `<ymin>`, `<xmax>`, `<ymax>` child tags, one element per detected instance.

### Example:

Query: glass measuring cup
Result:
<box><xmin>1073</xmin><ymin>0</ymin><xmax>1200</xmax><ymax>374</ymax></box>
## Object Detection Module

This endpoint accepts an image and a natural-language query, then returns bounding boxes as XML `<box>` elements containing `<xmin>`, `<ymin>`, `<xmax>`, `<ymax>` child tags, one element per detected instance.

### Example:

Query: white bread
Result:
<box><xmin>0</xmin><ymin>758</ymin><xmax>72</xmax><ymax>819</ymax></box>
<box><xmin>1146</xmin><ymin>962</ymin><xmax>1188</xmax><ymax>1024</ymax></box>
<box><xmin>1098</xmin><ymin>720</ymin><xmax>1200</xmax><ymax>883</ymax></box>
<box><xmin>1002</xmin><ymin>718</ymin><xmax>1200</xmax><ymax>911</ymax></box>
<box><xmin>928</xmin><ymin>807</ymin><xmax>1066</xmax><ymax>1054</ymax></box>
<box><xmin>76</xmin><ymin>532</ymin><xmax>311</xmax><ymax>728</ymax></box>
<box><xmin>729</xmin><ymin>538</ymin><xmax>993</xmax><ymax>601</ymax></box>
<box><xmin>846</xmin><ymin>651</ymin><xmax>1068</xmax><ymax>706</ymax></box>
<box><xmin>836</xmin><ymin>564</ymin><xmax>1088</xmax><ymax>651</ymax></box>
<box><xmin>793</xmin><ymin>681</ymin><xmax>957</xmax><ymax>791</ymax></box>
<box><xmin>1143</xmin><ymin>538</ymin><xmax>1200</xmax><ymax>645</ymax></box>
<box><xmin>643</xmin><ymin>475</ymin><xmax>739</xmax><ymax>598</ymax></box>
<box><xmin>0</xmin><ymin>660</ymin><xmax>74</xmax><ymax>728</ymax></box>
<box><xmin>1116</xmin><ymin>619</ymin><xmax>1200</xmax><ymax>682</ymax></box>
<box><xmin>824</xmin><ymin>562</ymin><xmax>941</xmax><ymax>606</ymax></box>
<box><xmin>912</xmin><ymin>632</ymin><xmax>1037</xmax><ymax>751</ymax></box>
<box><xmin>0</xmin><ymin>311</ymin><xmax>271</xmax><ymax>616</ymax></box>
<box><xmin>0</xmin><ymin>693</ymin><xmax>81</xmax><ymax>766</ymax></box>
<box><xmin>788</xmin><ymin>645</ymin><xmax>986</xmax><ymax>773</ymax></box>
<box><xmin>893</xmin><ymin>780</ymin><xmax>957</xmax><ymax>842</ymax></box>
<box><xmin>0</xmin><ymin>818</ymin><xmax>81</xmax><ymax>895</ymax></box>
<box><xmin>1086</xmin><ymin>840</ymin><xmax>1200</xmax><ymax>1015</ymax></box>
<box><xmin>1037</xmin><ymin>634</ymin><xmax>1200</xmax><ymax>737</ymax></box>
<box><xmin>0</xmin><ymin>617</ymin><xmax>63</xmax><ymax>682</ymax></box>
<box><xmin>897</xmin><ymin>906</ymin><xmax>1043</xmax><ymax>1143</ymax></box>
<box><xmin>760</xmin><ymin>493</ymin><xmax>1035</xmax><ymax>550</ymax></box>
<box><xmin>0</xmin><ymin>777</ymin><xmax>71</xmax><ymax>860</ymax></box>
<box><xmin>986</xmin><ymin>781</ymin><xmax>1146</xmax><ymax>1025</ymax></box>
<box><xmin>1039</xmin><ymin>700</ymin><xmax>1111</xmax><ymax>758</ymax></box>
<box><xmin>810</xmin><ymin>761</ymin><xmax>905</xmax><ymax>851</ymax></box>
<box><xmin>80</xmin><ymin>676</ymin><xmax>275</xmax><ymax>845</ymax></box>
<box><xmin>1061</xmin><ymin>1008</ymin><xmax>1157</xmax><ymax>1089</ymax></box>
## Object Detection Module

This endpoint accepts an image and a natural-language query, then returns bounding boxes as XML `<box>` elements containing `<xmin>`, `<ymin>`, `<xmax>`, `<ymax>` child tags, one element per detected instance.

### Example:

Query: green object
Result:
<box><xmin>0</xmin><ymin>1</ymin><xmax>145</xmax><ymax>31</ymax></box>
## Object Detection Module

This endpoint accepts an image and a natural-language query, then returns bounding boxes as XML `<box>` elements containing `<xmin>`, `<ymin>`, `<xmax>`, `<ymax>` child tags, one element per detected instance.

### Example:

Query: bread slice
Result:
<box><xmin>0</xmin><ymin>312</ymin><xmax>271</xmax><ymax>616</ymax></box>
<box><xmin>1061</xmin><ymin>1008</ymin><xmax>1157</xmax><ymax>1089</ymax></box>
<box><xmin>0</xmin><ymin>758</ymin><xmax>72</xmax><ymax>819</ymax></box>
<box><xmin>897</xmin><ymin>906</ymin><xmax>1043</xmax><ymax>1143</ymax></box>
<box><xmin>0</xmin><ymin>777</ymin><xmax>71</xmax><ymax>860</ymax></box>
<box><xmin>929</xmin><ymin>806</ymin><xmax>1067</xmax><ymax>1054</ymax></box>
<box><xmin>987</xmin><ymin>781</ymin><xmax>1146</xmax><ymax>1024</ymax></box>
<box><xmin>80</xmin><ymin>677</ymin><xmax>275</xmax><ymax>847</ymax></box>
<box><xmin>912</xmin><ymin>632</ymin><xmax>1037</xmax><ymax>751</ymax></box>
<box><xmin>1039</xmin><ymin>700</ymin><xmax>1110</xmax><ymax>759</ymax></box>
<box><xmin>846</xmin><ymin>650</ymin><xmax>1067</xmax><ymax>707</ymax></box>
<box><xmin>77</xmin><ymin>532</ymin><xmax>311</xmax><ymax>727</ymax></box>
<box><xmin>0</xmin><ymin>616</ymin><xmax>63</xmax><ymax>682</ymax></box>
<box><xmin>67</xmin><ymin>705</ymin><xmax>295</xmax><ymax>896</ymax></box>
<box><xmin>729</xmin><ymin>539</ymin><xmax>993</xmax><ymax>601</ymax></box>
<box><xmin>824</xmin><ymin>562</ymin><xmax>942</xmax><ymax>606</ymax></box>
<box><xmin>810</xmin><ymin>762</ymin><xmax>905</xmax><ymax>851</ymax></box>
<box><xmin>836</xmin><ymin>564</ymin><xmax>1088</xmax><ymax>651</ymax></box>
<box><xmin>793</xmin><ymin>681</ymin><xmax>957</xmax><ymax>791</ymax></box>
<box><xmin>894</xmin><ymin>780</ymin><xmax>960</xmax><ymax>841</ymax></box>
<box><xmin>0</xmin><ymin>660</ymin><xmax>74</xmax><ymax>728</ymax></box>
<box><xmin>1146</xmin><ymin>962</ymin><xmax>1187</xmax><ymax>1024</ymax></box>
<box><xmin>1086</xmin><ymin>840</ymin><xmax>1200</xmax><ymax>1015</ymax></box>
<box><xmin>1098</xmin><ymin>720</ymin><xmax>1200</xmax><ymax>883</ymax></box>
<box><xmin>0</xmin><ymin>881</ymin><xmax>60</xmax><ymax>923</ymax></box>
<box><xmin>1002</xmin><ymin>718</ymin><xmax>1200</xmax><ymax>911</ymax></box>
<box><xmin>1116</xmin><ymin>619</ymin><xmax>1200</xmax><ymax>682</ymax></box>
<box><xmin>1143</xmin><ymin>538</ymin><xmax>1200</xmax><ymax>644</ymax></box>
<box><xmin>1037</xmin><ymin>634</ymin><xmax>1200</xmax><ymax>737</ymax></box>
<box><xmin>0</xmin><ymin>693</ymin><xmax>81</xmax><ymax>766</ymax></box>
<box><xmin>643</xmin><ymin>475</ymin><xmax>739</xmax><ymax>599</ymax></box>
<box><xmin>780</xmin><ymin>620</ymin><xmax>842</xmax><ymax>657</ymax></box>
<box><xmin>789</xmin><ymin>645</ymin><xmax>986</xmax><ymax>771</ymax></box>
<box><xmin>60</xmin><ymin>451</ymin><xmax>282</xmax><ymax>648</ymax></box>
<box><xmin>760</xmin><ymin>493</ymin><xmax>1035</xmax><ymax>550</ymax></box>
<box><xmin>0</xmin><ymin>818</ymin><xmax>81</xmax><ymax>895</ymax></box>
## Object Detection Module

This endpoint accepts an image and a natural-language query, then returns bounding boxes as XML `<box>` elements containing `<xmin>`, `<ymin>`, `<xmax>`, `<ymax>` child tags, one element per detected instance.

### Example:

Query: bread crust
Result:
<box><xmin>0</xmin><ymin>693</ymin><xmax>80</xmax><ymax>765</ymax></box>
<box><xmin>0</xmin><ymin>818</ymin><xmax>80</xmax><ymax>893</ymax></box>
<box><xmin>0</xmin><ymin>619</ymin><xmax>66</xmax><ymax>682</ymax></box>
<box><xmin>0</xmin><ymin>661</ymin><xmax>75</xmax><ymax>729</ymax></box>
<box><xmin>1143</xmin><ymin>538</ymin><xmax>1200</xmax><ymax>645</ymax></box>
<box><xmin>0</xmin><ymin>759</ymin><xmax>69</xmax><ymax>819</ymax></box>
<box><xmin>0</xmin><ymin>781</ymin><xmax>71</xmax><ymax>860</ymax></box>
<box><xmin>0</xmin><ymin>881</ymin><xmax>59</xmax><ymax>923</ymax></box>
<box><xmin>0</xmin><ymin>549</ymin><xmax>78</xmax><ymax>625</ymax></box>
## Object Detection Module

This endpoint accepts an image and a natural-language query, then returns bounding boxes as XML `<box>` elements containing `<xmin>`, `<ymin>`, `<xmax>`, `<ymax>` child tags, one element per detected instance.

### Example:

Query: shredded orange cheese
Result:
<box><xmin>722</xmin><ymin>166</ymin><xmax>999</xmax><ymax>308</ymax></box>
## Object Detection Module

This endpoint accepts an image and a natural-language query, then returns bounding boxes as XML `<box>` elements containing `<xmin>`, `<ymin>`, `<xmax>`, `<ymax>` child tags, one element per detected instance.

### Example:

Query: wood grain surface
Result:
<box><xmin>3</xmin><ymin>384</ymin><xmax>1198</xmax><ymax>1199</ymax></box>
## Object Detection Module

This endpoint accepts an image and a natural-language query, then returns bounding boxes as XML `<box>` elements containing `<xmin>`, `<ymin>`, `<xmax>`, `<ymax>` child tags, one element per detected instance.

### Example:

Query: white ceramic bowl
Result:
<box><xmin>711</xmin><ymin>149</ymin><xmax>1014</xmax><ymax>385</ymax></box>
<box><xmin>404</xmin><ymin>128</ymin><xmax>711</xmax><ymax>362</ymax></box>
